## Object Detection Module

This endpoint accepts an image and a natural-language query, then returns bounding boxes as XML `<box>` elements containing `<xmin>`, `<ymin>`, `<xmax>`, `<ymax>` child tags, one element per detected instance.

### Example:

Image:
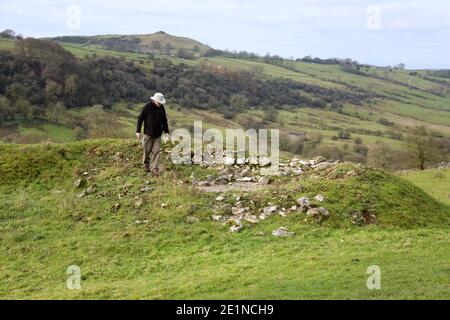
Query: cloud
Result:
<box><xmin>0</xmin><ymin>0</ymin><xmax>449</xmax><ymax>68</ymax></box>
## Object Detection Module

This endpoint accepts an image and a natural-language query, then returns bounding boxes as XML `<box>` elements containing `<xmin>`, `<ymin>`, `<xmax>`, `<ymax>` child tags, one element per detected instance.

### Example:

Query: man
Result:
<box><xmin>136</xmin><ymin>93</ymin><xmax>169</xmax><ymax>175</ymax></box>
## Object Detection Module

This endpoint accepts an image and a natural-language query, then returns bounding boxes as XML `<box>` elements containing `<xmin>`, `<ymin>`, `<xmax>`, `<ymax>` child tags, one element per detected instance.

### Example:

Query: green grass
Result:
<box><xmin>18</xmin><ymin>122</ymin><xmax>76</xmax><ymax>142</ymax></box>
<box><xmin>398</xmin><ymin>168</ymin><xmax>450</xmax><ymax>205</ymax></box>
<box><xmin>0</xmin><ymin>140</ymin><xmax>448</xmax><ymax>299</ymax></box>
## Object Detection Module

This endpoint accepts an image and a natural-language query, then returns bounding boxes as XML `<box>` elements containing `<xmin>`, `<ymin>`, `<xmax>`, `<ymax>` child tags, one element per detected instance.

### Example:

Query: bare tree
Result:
<box><xmin>405</xmin><ymin>126</ymin><xmax>441</xmax><ymax>170</ymax></box>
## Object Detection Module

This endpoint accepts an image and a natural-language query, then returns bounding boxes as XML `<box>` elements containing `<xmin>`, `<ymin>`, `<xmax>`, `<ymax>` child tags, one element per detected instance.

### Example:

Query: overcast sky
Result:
<box><xmin>1</xmin><ymin>0</ymin><xmax>449</xmax><ymax>69</ymax></box>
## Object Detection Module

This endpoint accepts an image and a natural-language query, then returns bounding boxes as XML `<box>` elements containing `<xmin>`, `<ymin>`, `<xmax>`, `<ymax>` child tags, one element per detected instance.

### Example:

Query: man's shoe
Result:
<box><xmin>152</xmin><ymin>168</ymin><xmax>160</xmax><ymax>177</ymax></box>
<box><xmin>144</xmin><ymin>163</ymin><xmax>150</xmax><ymax>172</ymax></box>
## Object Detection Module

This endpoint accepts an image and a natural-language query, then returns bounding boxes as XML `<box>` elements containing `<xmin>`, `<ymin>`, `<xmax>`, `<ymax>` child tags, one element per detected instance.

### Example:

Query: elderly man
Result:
<box><xmin>136</xmin><ymin>93</ymin><xmax>169</xmax><ymax>175</ymax></box>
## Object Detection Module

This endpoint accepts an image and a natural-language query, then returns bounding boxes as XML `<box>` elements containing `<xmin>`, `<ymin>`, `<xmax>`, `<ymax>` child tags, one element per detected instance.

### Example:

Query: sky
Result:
<box><xmin>1</xmin><ymin>0</ymin><xmax>449</xmax><ymax>69</ymax></box>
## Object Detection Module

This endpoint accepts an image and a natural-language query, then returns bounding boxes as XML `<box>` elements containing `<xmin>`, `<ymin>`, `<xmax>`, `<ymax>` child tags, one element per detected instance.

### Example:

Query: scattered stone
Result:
<box><xmin>86</xmin><ymin>185</ymin><xmax>97</xmax><ymax>194</ymax></box>
<box><xmin>140</xmin><ymin>186</ymin><xmax>153</xmax><ymax>193</ymax></box>
<box><xmin>315</xmin><ymin>156</ymin><xmax>327</xmax><ymax>163</ymax></box>
<box><xmin>224</xmin><ymin>156</ymin><xmax>235</xmax><ymax>166</ymax></box>
<box><xmin>240</xmin><ymin>167</ymin><xmax>252</xmax><ymax>177</ymax></box>
<box><xmin>77</xmin><ymin>191</ymin><xmax>87</xmax><ymax>198</ymax></box>
<box><xmin>259</xmin><ymin>157</ymin><xmax>271</xmax><ymax>167</ymax></box>
<box><xmin>259</xmin><ymin>205</ymin><xmax>278</xmax><ymax>220</ymax></box>
<box><xmin>272</xmin><ymin>227</ymin><xmax>294</xmax><ymax>237</ymax></box>
<box><xmin>161</xmin><ymin>203</ymin><xmax>168</xmax><ymax>209</ymax></box>
<box><xmin>258</xmin><ymin>176</ymin><xmax>271</xmax><ymax>185</ymax></box>
<box><xmin>134</xmin><ymin>219</ymin><xmax>149</xmax><ymax>225</ymax></box>
<box><xmin>346</xmin><ymin>170</ymin><xmax>357</xmax><ymax>177</ymax></box>
<box><xmin>296</xmin><ymin>197</ymin><xmax>311</xmax><ymax>211</ymax></box>
<box><xmin>317</xmin><ymin>207</ymin><xmax>329</xmax><ymax>217</ymax></box>
<box><xmin>211</xmin><ymin>215</ymin><xmax>224</xmax><ymax>221</ymax></box>
<box><xmin>278</xmin><ymin>210</ymin><xmax>288</xmax><ymax>217</ymax></box>
<box><xmin>307</xmin><ymin>207</ymin><xmax>329</xmax><ymax>220</ymax></box>
<box><xmin>227</xmin><ymin>218</ymin><xmax>243</xmax><ymax>233</ymax></box>
<box><xmin>73</xmin><ymin>178</ymin><xmax>85</xmax><ymax>188</ymax></box>
<box><xmin>215</xmin><ymin>195</ymin><xmax>225</xmax><ymax>202</ymax></box>
<box><xmin>244</xmin><ymin>214</ymin><xmax>259</xmax><ymax>224</ymax></box>
<box><xmin>314</xmin><ymin>194</ymin><xmax>325</xmax><ymax>202</ymax></box>
<box><xmin>313</xmin><ymin>161</ymin><xmax>332</xmax><ymax>170</ymax></box>
<box><xmin>112</xmin><ymin>202</ymin><xmax>121</xmax><ymax>213</ymax></box>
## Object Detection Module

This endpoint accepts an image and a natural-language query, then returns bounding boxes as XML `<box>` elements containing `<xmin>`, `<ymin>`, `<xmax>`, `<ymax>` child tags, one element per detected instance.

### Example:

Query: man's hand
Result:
<box><xmin>162</xmin><ymin>133</ymin><xmax>169</xmax><ymax>144</ymax></box>
<box><xmin>136</xmin><ymin>132</ymin><xmax>142</xmax><ymax>140</ymax></box>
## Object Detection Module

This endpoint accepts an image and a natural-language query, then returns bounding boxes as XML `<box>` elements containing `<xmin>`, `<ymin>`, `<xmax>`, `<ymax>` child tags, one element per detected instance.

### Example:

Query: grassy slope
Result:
<box><xmin>1</xmin><ymin>36</ymin><xmax>450</xmax><ymax>151</ymax></box>
<box><xmin>398</xmin><ymin>168</ymin><xmax>450</xmax><ymax>205</ymax></box>
<box><xmin>0</xmin><ymin>140</ymin><xmax>449</xmax><ymax>299</ymax></box>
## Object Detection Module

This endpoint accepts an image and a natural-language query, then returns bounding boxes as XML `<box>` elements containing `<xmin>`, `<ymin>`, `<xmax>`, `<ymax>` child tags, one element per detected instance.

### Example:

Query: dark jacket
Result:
<box><xmin>136</xmin><ymin>100</ymin><xmax>169</xmax><ymax>137</ymax></box>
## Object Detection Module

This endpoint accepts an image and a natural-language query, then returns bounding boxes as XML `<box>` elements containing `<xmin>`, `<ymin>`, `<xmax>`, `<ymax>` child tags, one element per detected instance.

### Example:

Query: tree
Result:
<box><xmin>176</xmin><ymin>48</ymin><xmax>194</xmax><ymax>60</ymax></box>
<box><xmin>0</xmin><ymin>29</ymin><xmax>16</xmax><ymax>38</ymax></box>
<box><xmin>64</xmin><ymin>74</ymin><xmax>78</xmax><ymax>106</ymax></box>
<box><xmin>0</xmin><ymin>96</ymin><xmax>12</xmax><ymax>120</ymax></box>
<box><xmin>405</xmin><ymin>126</ymin><xmax>441</xmax><ymax>170</ymax></box>
<box><xmin>45</xmin><ymin>80</ymin><xmax>63</xmax><ymax>103</ymax></box>
<box><xmin>229</xmin><ymin>94</ymin><xmax>248</xmax><ymax>113</ymax></box>
<box><xmin>46</xmin><ymin>101</ymin><xmax>65</xmax><ymax>122</ymax></box>
<box><xmin>14</xmin><ymin>99</ymin><xmax>32</xmax><ymax>119</ymax></box>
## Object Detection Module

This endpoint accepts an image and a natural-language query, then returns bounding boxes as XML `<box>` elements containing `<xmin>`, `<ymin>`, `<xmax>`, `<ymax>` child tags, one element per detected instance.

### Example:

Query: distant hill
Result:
<box><xmin>50</xmin><ymin>31</ymin><xmax>211</xmax><ymax>55</ymax></box>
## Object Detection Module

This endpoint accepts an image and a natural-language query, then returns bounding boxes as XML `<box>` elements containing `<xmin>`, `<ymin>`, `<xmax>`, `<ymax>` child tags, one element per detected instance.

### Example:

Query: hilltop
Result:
<box><xmin>50</xmin><ymin>31</ymin><xmax>211</xmax><ymax>55</ymax></box>
<box><xmin>0</xmin><ymin>139</ymin><xmax>449</xmax><ymax>299</ymax></box>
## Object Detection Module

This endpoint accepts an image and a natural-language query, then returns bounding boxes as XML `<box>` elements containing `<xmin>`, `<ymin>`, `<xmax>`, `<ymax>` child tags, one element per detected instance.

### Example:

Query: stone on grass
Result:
<box><xmin>227</xmin><ymin>218</ymin><xmax>243</xmax><ymax>233</ymax></box>
<box><xmin>244</xmin><ymin>215</ymin><xmax>259</xmax><ymax>224</ymax></box>
<box><xmin>314</xmin><ymin>194</ymin><xmax>325</xmax><ymax>202</ymax></box>
<box><xmin>272</xmin><ymin>227</ymin><xmax>294</xmax><ymax>237</ymax></box>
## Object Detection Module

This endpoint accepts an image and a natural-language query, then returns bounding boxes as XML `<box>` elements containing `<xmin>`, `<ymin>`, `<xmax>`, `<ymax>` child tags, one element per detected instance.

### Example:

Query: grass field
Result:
<box><xmin>399</xmin><ymin>168</ymin><xmax>450</xmax><ymax>205</ymax></box>
<box><xmin>0</xmin><ymin>140</ymin><xmax>449</xmax><ymax>299</ymax></box>
<box><xmin>1</xmin><ymin>35</ymin><xmax>449</xmax><ymax>163</ymax></box>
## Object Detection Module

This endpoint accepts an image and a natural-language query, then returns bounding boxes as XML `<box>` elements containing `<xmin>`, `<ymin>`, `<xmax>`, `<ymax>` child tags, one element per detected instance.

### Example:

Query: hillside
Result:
<box><xmin>50</xmin><ymin>31</ymin><xmax>211</xmax><ymax>55</ymax></box>
<box><xmin>0</xmin><ymin>35</ymin><xmax>449</xmax><ymax>170</ymax></box>
<box><xmin>0</xmin><ymin>139</ymin><xmax>449</xmax><ymax>299</ymax></box>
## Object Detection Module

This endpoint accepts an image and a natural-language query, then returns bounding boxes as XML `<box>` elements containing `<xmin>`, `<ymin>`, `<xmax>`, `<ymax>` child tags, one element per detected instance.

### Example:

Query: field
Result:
<box><xmin>0</xmin><ymin>139</ymin><xmax>448</xmax><ymax>299</ymax></box>
<box><xmin>399</xmin><ymin>168</ymin><xmax>450</xmax><ymax>205</ymax></box>
<box><xmin>1</xmin><ymin>35</ymin><xmax>450</xmax><ymax>156</ymax></box>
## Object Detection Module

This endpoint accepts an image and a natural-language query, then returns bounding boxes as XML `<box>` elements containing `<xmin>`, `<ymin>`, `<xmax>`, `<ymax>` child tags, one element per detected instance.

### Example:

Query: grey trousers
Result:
<box><xmin>142</xmin><ymin>134</ymin><xmax>161</xmax><ymax>170</ymax></box>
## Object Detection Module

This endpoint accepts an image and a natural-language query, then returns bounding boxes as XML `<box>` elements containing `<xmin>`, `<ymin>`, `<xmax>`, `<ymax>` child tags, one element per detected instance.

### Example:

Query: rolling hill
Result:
<box><xmin>50</xmin><ymin>31</ymin><xmax>211</xmax><ymax>55</ymax></box>
<box><xmin>0</xmin><ymin>33</ymin><xmax>449</xmax><ymax>300</ymax></box>
<box><xmin>0</xmin><ymin>33</ymin><xmax>449</xmax><ymax>170</ymax></box>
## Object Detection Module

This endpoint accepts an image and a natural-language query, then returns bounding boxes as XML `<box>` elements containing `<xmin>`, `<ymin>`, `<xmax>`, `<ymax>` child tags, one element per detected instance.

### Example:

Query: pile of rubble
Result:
<box><xmin>212</xmin><ymin>191</ymin><xmax>330</xmax><ymax>235</ymax></box>
<box><xmin>188</xmin><ymin>155</ymin><xmax>341</xmax><ymax>187</ymax></box>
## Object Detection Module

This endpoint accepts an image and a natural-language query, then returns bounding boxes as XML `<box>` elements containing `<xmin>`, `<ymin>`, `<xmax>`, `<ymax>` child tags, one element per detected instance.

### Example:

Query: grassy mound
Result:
<box><xmin>1</xmin><ymin>139</ymin><xmax>448</xmax><ymax>229</ymax></box>
<box><xmin>0</xmin><ymin>139</ymin><xmax>449</xmax><ymax>299</ymax></box>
